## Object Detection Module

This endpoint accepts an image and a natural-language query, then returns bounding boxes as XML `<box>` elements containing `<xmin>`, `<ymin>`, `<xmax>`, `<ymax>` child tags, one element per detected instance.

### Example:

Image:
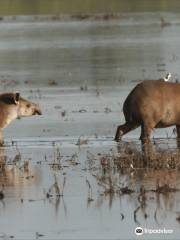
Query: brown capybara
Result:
<box><xmin>0</xmin><ymin>92</ymin><xmax>42</xmax><ymax>145</ymax></box>
<box><xmin>115</xmin><ymin>80</ymin><xmax>180</xmax><ymax>143</ymax></box>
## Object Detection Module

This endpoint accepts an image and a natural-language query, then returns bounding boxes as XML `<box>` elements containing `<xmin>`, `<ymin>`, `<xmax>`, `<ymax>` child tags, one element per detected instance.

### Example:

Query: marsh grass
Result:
<box><xmin>86</xmin><ymin>179</ymin><xmax>94</xmax><ymax>203</ymax></box>
<box><xmin>46</xmin><ymin>175</ymin><xmax>66</xmax><ymax>198</ymax></box>
<box><xmin>86</xmin><ymin>140</ymin><xmax>180</xmax><ymax>212</ymax></box>
<box><xmin>114</xmin><ymin>141</ymin><xmax>180</xmax><ymax>170</ymax></box>
<box><xmin>49</xmin><ymin>146</ymin><xmax>62</xmax><ymax>170</ymax></box>
<box><xmin>0</xmin><ymin>0</ymin><xmax>180</xmax><ymax>16</ymax></box>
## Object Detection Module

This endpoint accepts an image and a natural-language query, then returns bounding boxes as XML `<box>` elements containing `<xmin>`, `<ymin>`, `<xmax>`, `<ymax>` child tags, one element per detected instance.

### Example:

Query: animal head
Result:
<box><xmin>0</xmin><ymin>92</ymin><xmax>42</xmax><ymax>119</ymax></box>
<box><xmin>16</xmin><ymin>94</ymin><xmax>42</xmax><ymax>117</ymax></box>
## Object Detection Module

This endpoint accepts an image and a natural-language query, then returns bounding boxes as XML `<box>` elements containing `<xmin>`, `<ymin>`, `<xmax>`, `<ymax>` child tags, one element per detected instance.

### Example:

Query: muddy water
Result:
<box><xmin>0</xmin><ymin>12</ymin><xmax>180</xmax><ymax>239</ymax></box>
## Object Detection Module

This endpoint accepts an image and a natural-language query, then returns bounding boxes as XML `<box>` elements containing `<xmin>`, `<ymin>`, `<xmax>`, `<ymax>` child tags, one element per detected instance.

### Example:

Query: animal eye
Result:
<box><xmin>26</xmin><ymin>104</ymin><xmax>31</xmax><ymax>108</ymax></box>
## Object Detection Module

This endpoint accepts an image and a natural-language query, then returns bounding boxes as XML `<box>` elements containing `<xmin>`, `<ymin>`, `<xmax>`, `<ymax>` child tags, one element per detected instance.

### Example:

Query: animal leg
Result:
<box><xmin>114</xmin><ymin>122</ymin><xmax>139</xmax><ymax>142</ymax></box>
<box><xmin>141</xmin><ymin>139</ymin><xmax>155</xmax><ymax>166</ymax></box>
<box><xmin>0</xmin><ymin>130</ymin><xmax>3</xmax><ymax>146</ymax></box>
<box><xmin>176</xmin><ymin>125</ymin><xmax>180</xmax><ymax>148</ymax></box>
<box><xmin>140</xmin><ymin>123</ymin><xmax>153</xmax><ymax>144</ymax></box>
<box><xmin>140</xmin><ymin>122</ymin><xmax>156</xmax><ymax>165</ymax></box>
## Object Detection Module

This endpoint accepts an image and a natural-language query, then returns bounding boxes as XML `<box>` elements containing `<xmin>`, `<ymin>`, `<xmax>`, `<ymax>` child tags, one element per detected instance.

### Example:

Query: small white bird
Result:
<box><xmin>164</xmin><ymin>72</ymin><xmax>171</xmax><ymax>82</ymax></box>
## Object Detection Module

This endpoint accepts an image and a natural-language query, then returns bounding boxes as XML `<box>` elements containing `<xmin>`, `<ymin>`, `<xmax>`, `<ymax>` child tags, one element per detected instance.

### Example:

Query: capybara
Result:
<box><xmin>115</xmin><ymin>80</ymin><xmax>180</xmax><ymax>143</ymax></box>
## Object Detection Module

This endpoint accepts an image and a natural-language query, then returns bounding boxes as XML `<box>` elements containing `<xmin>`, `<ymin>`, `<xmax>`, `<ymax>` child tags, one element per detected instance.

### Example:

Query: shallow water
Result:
<box><xmin>0</xmin><ymin>13</ymin><xmax>180</xmax><ymax>239</ymax></box>
<box><xmin>1</xmin><ymin>141</ymin><xmax>180</xmax><ymax>240</ymax></box>
<box><xmin>1</xmin><ymin>12</ymin><xmax>180</xmax><ymax>89</ymax></box>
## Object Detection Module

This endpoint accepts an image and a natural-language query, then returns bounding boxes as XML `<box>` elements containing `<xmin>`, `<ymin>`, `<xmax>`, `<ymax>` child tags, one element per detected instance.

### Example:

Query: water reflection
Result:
<box><xmin>86</xmin><ymin>140</ymin><xmax>180</xmax><ymax>229</ymax></box>
<box><xmin>0</xmin><ymin>149</ymin><xmax>34</xmax><ymax>187</ymax></box>
<box><xmin>0</xmin><ymin>142</ymin><xmax>179</xmax><ymax>238</ymax></box>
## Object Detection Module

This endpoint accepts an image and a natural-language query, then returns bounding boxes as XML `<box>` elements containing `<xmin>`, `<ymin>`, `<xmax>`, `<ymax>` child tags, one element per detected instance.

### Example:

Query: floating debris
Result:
<box><xmin>61</xmin><ymin>110</ymin><xmax>67</xmax><ymax>117</ymax></box>
<box><xmin>25</xmin><ymin>175</ymin><xmax>34</xmax><ymax>180</ymax></box>
<box><xmin>67</xmin><ymin>153</ymin><xmax>79</xmax><ymax>166</ymax></box>
<box><xmin>104</xmin><ymin>107</ymin><xmax>112</xmax><ymax>113</ymax></box>
<box><xmin>80</xmin><ymin>85</ymin><xmax>88</xmax><ymax>91</ymax></box>
<box><xmin>46</xmin><ymin>192</ymin><xmax>53</xmax><ymax>198</ymax></box>
<box><xmin>54</xmin><ymin>105</ymin><xmax>62</xmax><ymax>109</ymax></box>
<box><xmin>48</xmin><ymin>79</ymin><xmax>58</xmax><ymax>86</ymax></box>
<box><xmin>36</xmin><ymin>232</ymin><xmax>44</xmax><ymax>239</ymax></box>
<box><xmin>79</xmin><ymin>109</ymin><xmax>87</xmax><ymax>113</ymax></box>
<box><xmin>120</xmin><ymin>213</ymin><xmax>125</xmax><ymax>220</ymax></box>
<box><xmin>120</xmin><ymin>186</ymin><xmax>134</xmax><ymax>195</ymax></box>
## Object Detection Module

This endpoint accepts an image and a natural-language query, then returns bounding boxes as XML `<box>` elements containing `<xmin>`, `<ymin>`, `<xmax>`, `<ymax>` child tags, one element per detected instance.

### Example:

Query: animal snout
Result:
<box><xmin>33</xmin><ymin>106</ymin><xmax>42</xmax><ymax>115</ymax></box>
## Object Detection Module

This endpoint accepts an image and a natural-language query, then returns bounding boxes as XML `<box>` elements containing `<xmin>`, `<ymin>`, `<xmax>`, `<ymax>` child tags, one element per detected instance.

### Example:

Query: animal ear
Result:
<box><xmin>0</xmin><ymin>93</ymin><xmax>20</xmax><ymax>105</ymax></box>
<box><xmin>14</xmin><ymin>92</ymin><xmax>20</xmax><ymax>104</ymax></box>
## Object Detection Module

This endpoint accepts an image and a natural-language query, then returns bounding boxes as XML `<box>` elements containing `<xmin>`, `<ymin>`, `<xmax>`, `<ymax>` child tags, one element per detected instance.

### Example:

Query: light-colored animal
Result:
<box><xmin>0</xmin><ymin>92</ymin><xmax>42</xmax><ymax>145</ymax></box>
<box><xmin>115</xmin><ymin>80</ymin><xmax>180</xmax><ymax>143</ymax></box>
